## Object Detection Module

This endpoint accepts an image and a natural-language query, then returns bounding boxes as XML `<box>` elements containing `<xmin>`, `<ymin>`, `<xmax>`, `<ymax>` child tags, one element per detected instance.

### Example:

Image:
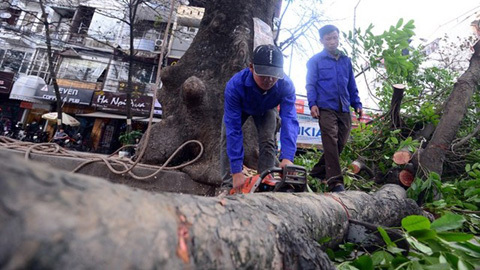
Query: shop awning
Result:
<box><xmin>76</xmin><ymin>111</ymin><xmax>161</xmax><ymax>123</ymax></box>
<box><xmin>10</xmin><ymin>75</ymin><xmax>50</xmax><ymax>104</ymax></box>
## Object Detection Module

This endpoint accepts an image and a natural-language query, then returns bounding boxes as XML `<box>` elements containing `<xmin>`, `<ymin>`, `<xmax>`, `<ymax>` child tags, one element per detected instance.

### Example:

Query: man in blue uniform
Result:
<box><xmin>306</xmin><ymin>25</ymin><xmax>363</xmax><ymax>192</ymax></box>
<box><xmin>220</xmin><ymin>44</ymin><xmax>299</xmax><ymax>191</ymax></box>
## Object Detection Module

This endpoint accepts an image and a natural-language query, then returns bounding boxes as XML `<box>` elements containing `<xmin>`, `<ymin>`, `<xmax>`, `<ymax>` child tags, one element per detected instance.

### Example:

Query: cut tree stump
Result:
<box><xmin>393</xmin><ymin>147</ymin><xmax>412</xmax><ymax>165</ymax></box>
<box><xmin>399</xmin><ymin>169</ymin><xmax>415</xmax><ymax>187</ymax></box>
<box><xmin>0</xmin><ymin>152</ymin><xmax>423</xmax><ymax>269</ymax></box>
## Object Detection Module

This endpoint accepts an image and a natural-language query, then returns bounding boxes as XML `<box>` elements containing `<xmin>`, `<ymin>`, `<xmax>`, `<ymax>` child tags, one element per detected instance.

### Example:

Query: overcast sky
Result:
<box><xmin>281</xmin><ymin>0</ymin><xmax>480</xmax><ymax>106</ymax></box>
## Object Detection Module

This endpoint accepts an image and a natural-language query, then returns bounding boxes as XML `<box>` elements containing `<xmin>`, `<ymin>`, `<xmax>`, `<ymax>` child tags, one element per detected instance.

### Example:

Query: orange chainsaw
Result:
<box><xmin>229</xmin><ymin>165</ymin><xmax>308</xmax><ymax>195</ymax></box>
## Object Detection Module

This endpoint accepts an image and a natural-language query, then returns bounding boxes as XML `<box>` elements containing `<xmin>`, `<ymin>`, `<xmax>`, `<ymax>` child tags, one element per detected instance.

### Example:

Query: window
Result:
<box><xmin>20</xmin><ymin>11</ymin><xmax>42</xmax><ymax>33</ymax></box>
<box><xmin>58</xmin><ymin>58</ymin><xmax>107</xmax><ymax>82</ymax></box>
<box><xmin>1</xmin><ymin>50</ymin><xmax>25</xmax><ymax>73</ymax></box>
<box><xmin>104</xmin><ymin>61</ymin><xmax>157</xmax><ymax>91</ymax></box>
<box><xmin>29</xmin><ymin>49</ymin><xmax>55</xmax><ymax>80</ymax></box>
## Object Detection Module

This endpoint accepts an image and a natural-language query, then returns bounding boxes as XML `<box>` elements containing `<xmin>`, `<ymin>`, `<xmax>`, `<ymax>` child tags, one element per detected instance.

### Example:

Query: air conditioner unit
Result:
<box><xmin>154</xmin><ymin>39</ymin><xmax>163</xmax><ymax>51</ymax></box>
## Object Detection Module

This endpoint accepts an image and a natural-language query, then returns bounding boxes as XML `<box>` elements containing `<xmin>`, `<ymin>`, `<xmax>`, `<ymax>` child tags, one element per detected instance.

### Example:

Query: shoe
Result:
<box><xmin>331</xmin><ymin>184</ymin><xmax>345</xmax><ymax>193</ymax></box>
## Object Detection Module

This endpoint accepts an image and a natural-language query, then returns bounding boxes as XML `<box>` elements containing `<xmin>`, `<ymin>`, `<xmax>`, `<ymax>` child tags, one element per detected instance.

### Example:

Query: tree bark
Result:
<box><xmin>0</xmin><ymin>152</ymin><xmax>423</xmax><ymax>269</ymax></box>
<box><xmin>390</xmin><ymin>84</ymin><xmax>405</xmax><ymax>129</ymax></box>
<box><xmin>140</xmin><ymin>1</ymin><xmax>279</xmax><ymax>185</ymax></box>
<box><xmin>420</xmin><ymin>40</ymin><xmax>480</xmax><ymax>177</ymax></box>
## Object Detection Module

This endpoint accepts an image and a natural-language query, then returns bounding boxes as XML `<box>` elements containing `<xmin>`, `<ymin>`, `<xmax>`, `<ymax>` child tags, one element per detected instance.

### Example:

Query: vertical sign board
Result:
<box><xmin>277</xmin><ymin>99</ymin><xmax>322</xmax><ymax>149</ymax></box>
<box><xmin>0</xmin><ymin>71</ymin><xmax>15</xmax><ymax>94</ymax></box>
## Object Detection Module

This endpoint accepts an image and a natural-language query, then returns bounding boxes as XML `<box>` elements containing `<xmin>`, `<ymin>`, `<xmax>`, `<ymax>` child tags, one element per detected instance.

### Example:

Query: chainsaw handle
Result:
<box><xmin>274</xmin><ymin>165</ymin><xmax>307</xmax><ymax>192</ymax></box>
<box><xmin>258</xmin><ymin>167</ymin><xmax>283</xmax><ymax>180</ymax></box>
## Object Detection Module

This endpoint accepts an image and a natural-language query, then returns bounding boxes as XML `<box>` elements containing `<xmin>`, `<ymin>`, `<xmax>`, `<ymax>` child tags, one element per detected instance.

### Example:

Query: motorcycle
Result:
<box><xmin>64</xmin><ymin>133</ymin><xmax>86</xmax><ymax>151</ymax></box>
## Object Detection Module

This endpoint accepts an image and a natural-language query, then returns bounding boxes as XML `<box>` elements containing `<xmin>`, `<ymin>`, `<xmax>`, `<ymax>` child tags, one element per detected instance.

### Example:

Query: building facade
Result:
<box><xmin>0</xmin><ymin>0</ymin><xmax>203</xmax><ymax>153</ymax></box>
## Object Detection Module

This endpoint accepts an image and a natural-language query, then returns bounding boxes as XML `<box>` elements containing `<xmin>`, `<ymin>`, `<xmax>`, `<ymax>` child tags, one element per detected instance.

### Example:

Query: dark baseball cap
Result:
<box><xmin>252</xmin><ymin>44</ymin><xmax>284</xmax><ymax>79</ymax></box>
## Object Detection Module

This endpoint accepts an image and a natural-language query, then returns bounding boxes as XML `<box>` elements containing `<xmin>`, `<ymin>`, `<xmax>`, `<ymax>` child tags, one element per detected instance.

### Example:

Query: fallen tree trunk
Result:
<box><xmin>0</xmin><ymin>152</ymin><xmax>423</xmax><ymax>269</ymax></box>
<box><xmin>420</xmin><ymin>40</ymin><xmax>480</xmax><ymax>177</ymax></box>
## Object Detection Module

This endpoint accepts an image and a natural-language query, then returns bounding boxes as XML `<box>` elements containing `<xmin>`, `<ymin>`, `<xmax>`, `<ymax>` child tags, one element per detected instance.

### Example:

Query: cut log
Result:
<box><xmin>399</xmin><ymin>169</ymin><xmax>415</xmax><ymax>187</ymax></box>
<box><xmin>393</xmin><ymin>147</ymin><xmax>412</xmax><ymax>165</ymax></box>
<box><xmin>349</xmin><ymin>158</ymin><xmax>374</xmax><ymax>178</ymax></box>
<box><xmin>0</xmin><ymin>152</ymin><xmax>423</xmax><ymax>269</ymax></box>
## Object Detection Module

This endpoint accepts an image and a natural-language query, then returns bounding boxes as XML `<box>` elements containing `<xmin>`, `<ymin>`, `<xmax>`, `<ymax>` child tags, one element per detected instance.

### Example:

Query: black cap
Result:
<box><xmin>252</xmin><ymin>44</ymin><xmax>284</xmax><ymax>79</ymax></box>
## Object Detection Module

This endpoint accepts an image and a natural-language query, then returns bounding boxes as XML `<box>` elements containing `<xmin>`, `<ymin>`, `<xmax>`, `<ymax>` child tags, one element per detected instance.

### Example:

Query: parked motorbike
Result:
<box><xmin>64</xmin><ymin>133</ymin><xmax>86</xmax><ymax>151</ymax></box>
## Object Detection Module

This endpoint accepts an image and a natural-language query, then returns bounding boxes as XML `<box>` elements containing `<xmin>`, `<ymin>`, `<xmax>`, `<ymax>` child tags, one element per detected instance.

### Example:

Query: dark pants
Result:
<box><xmin>310</xmin><ymin>109</ymin><xmax>351</xmax><ymax>190</ymax></box>
<box><xmin>219</xmin><ymin>109</ymin><xmax>278</xmax><ymax>188</ymax></box>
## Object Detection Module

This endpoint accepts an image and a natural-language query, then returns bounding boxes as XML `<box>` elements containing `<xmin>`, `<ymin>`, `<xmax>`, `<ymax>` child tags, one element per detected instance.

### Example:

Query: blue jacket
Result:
<box><xmin>306</xmin><ymin>50</ymin><xmax>362</xmax><ymax>112</ymax></box>
<box><xmin>224</xmin><ymin>68</ymin><xmax>299</xmax><ymax>174</ymax></box>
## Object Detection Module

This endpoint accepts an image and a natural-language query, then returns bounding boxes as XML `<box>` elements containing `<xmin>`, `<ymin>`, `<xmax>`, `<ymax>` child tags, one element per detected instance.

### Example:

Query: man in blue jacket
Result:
<box><xmin>220</xmin><ymin>44</ymin><xmax>299</xmax><ymax>191</ymax></box>
<box><xmin>306</xmin><ymin>25</ymin><xmax>362</xmax><ymax>192</ymax></box>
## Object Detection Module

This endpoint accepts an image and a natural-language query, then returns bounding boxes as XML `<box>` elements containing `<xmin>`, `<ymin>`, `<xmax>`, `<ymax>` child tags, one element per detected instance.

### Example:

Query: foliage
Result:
<box><xmin>294</xmin><ymin>148</ymin><xmax>327</xmax><ymax>192</ymax></box>
<box><xmin>118</xmin><ymin>130</ymin><xmax>143</xmax><ymax>145</ymax></box>
<box><xmin>408</xmin><ymin>163</ymin><xmax>480</xmax><ymax>234</ymax></box>
<box><xmin>335</xmin><ymin>214</ymin><xmax>480</xmax><ymax>270</ymax></box>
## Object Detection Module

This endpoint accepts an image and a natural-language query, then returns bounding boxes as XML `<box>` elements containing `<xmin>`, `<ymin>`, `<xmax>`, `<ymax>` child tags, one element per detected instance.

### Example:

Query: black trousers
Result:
<box><xmin>310</xmin><ymin>109</ymin><xmax>351</xmax><ymax>190</ymax></box>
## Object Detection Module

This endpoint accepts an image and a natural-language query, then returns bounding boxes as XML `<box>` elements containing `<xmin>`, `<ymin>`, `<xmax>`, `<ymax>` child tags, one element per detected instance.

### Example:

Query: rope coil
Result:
<box><xmin>1</xmin><ymin>136</ymin><xmax>203</xmax><ymax>181</ymax></box>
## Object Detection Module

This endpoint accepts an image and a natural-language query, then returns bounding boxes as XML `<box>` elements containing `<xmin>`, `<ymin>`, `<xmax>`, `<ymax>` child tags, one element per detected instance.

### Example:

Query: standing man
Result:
<box><xmin>220</xmin><ymin>44</ymin><xmax>299</xmax><ymax>191</ymax></box>
<box><xmin>306</xmin><ymin>25</ymin><xmax>362</xmax><ymax>192</ymax></box>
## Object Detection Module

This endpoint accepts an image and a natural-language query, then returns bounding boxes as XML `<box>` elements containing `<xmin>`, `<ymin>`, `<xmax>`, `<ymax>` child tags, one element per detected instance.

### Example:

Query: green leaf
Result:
<box><xmin>465</xmin><ymin>187</ymin><xmax>480</xmax><ymax>197</ymax></box>
<box><xmin>409</xmin><ymin>229</ymin><xmax>437</xmax><ymax>241</ymax></box>
<box><xmin>378</xmin><ymin>226</ymin><xmax>396</xmax><ymax>247</ymax></box>
<box><xmin>423</xmin><ymin>264</ymin><xmax>453</xmax><ymax>270</ymax></box>
<box><xmin>407</xmin><ymin>236</ymin><xmax>433</xmax><ymax>254</ymax></box>
<box><xmin>458</xmin><ymin>259</ymin><xmax>470</xmax><ymax>270</ymax></box>
<box><xmin>463</xmin><ymin>203</ymin><xmax>478</xmax><ymax>211</ymax></box>
<box><xmin>466</xmin><ymin>164</ymin><xmax>472</xmax><ymax>172</ymax></box>
<box><xmin>352</xmin><ymin>255</ymin><xmax>373</xmax><ymax>270</ymax></box>
<box><xmin>424</xmin><ymin>239</ymin><xmax>449</xmax><ymax>252</ymax></box>
<box><xmin>391</xmin><ymin>137</ymin><xmax>399</xmax><ymax>144</ymax></box>
<box><xmin>437</xmin><ymin>232</ymin><xmax>473</xmax><ymax>242</ymax></box>
<box><xmin>402</xmin><ymin>215</ymin><xmax>431</xmax><ymax>232</ymax></box>
<box><xmin>431</xmin><ymin>213</ymin><xmax>466</xmax><ymax>232</ymax></box>
<box><xmin>371</xmin><ymin>251</ymin><xmax>394</xmax><ymax>266</ymax></box>
<box><xmin>396</xmin><ymin>18</ymin><xmax>404</xmax><ymax>28</ymax></box>
<box><xmin>387</xmin><ymin>246</ymin><xmax>406</xmax><ymax>254</ymax></box>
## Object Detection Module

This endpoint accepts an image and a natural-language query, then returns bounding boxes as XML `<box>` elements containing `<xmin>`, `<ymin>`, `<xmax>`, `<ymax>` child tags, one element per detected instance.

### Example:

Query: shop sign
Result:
<box><xmin>91</xmin><ymin>91</ymin><xmax>153</xmax><ymax>115</ymax></box>
<box><xmin>34</xmin><ymin>85</ymin><xmax>94</xmax><ymax>105</ymax></box>
<box><xmin>0</xmin><ymin>71</ymin><xmax>15</xmax><ymax>94</ymax></box>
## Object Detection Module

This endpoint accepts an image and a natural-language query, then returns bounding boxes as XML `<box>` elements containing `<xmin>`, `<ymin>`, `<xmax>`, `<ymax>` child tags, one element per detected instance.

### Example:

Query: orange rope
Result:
<box><xmin>324</xmin><ymin>193</ymin><xmax>351</xmax><ymax>219</ymax></box>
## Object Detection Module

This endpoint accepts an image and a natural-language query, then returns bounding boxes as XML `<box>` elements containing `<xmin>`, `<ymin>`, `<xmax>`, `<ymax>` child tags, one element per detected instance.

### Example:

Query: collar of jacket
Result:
<box><xmin>320</xmin><ymin>49</ymin><xmax>344</xmax><ymax>60</ymax></box>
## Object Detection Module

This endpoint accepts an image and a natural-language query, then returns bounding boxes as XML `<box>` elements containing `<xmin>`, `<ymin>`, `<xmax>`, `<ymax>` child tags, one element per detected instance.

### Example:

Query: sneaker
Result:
<box><xmin>331</xmin><ymin>184</ymin><xmax>345</xmax><ymax>193</ymax></box>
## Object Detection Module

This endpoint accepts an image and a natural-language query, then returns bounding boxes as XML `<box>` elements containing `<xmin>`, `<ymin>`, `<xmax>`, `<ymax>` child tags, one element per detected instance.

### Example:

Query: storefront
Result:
<box><xmin>32</xmin><ymin>78</ymin><xmax>97</xmax><ymax>142</ymax></box>
<box><xmin>7</xmin><ymin>75</ymin><xmax>52</xmax><ymax>134</ymax></box>
<box><xmin>84</xmin><ymin>90</ymin><xmax>159</xmax><ymax>153</ymax></box>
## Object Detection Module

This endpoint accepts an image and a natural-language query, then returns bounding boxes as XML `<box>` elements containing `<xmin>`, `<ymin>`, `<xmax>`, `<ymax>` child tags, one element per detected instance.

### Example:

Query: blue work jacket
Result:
<box><xmin>306</xmin><ymin>50</ymin><xmax>362</xmax><ymax>112</ymax></box>
<box><xmin>224</xmin><ymin>68</ymin><xmax>299</xmax><ymax>174</ymax></box>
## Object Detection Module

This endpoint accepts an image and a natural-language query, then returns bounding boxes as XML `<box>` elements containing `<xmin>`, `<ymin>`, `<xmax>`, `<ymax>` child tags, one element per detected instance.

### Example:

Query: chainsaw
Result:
<box><xmin>229</xmin><ymin>164</ymin><xmax>308</xmax><ymax>195</ymax></box>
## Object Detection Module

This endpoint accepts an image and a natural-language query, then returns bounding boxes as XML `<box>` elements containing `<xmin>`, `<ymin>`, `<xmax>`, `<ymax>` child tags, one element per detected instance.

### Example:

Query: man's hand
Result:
<box><xmin>279</xmin><ymin>159</ymin><xmax>293</xmax><ymax>168</ymax></box>
<box><xmin>310</xmin><ymin>105</ymin><xmax>319</xmax><ymax>119</ymax></box>
<box><xmin>355</xmin><ymin>107</ymin><xmax>363</xmax><ymax>121</ymax></box>
<box><xmin>232</xmin><ymin>172</ymin><xmax>246</xmax><ymax>191</ymax></box>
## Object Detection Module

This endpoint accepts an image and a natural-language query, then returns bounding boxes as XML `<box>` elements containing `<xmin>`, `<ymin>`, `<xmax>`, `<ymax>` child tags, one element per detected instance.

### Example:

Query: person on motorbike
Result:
<box><xmin>53</xmin><ymin>128</ymin><xmax>69</xmax><ymax>146</ymax></box>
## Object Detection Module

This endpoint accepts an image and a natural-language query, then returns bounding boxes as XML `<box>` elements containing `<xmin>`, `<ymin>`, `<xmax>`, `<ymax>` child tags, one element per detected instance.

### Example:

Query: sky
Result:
<box><xmin>280</xmin><ymin>0</ymin><xmax>480</xmax><ymax>109</ymax></box>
